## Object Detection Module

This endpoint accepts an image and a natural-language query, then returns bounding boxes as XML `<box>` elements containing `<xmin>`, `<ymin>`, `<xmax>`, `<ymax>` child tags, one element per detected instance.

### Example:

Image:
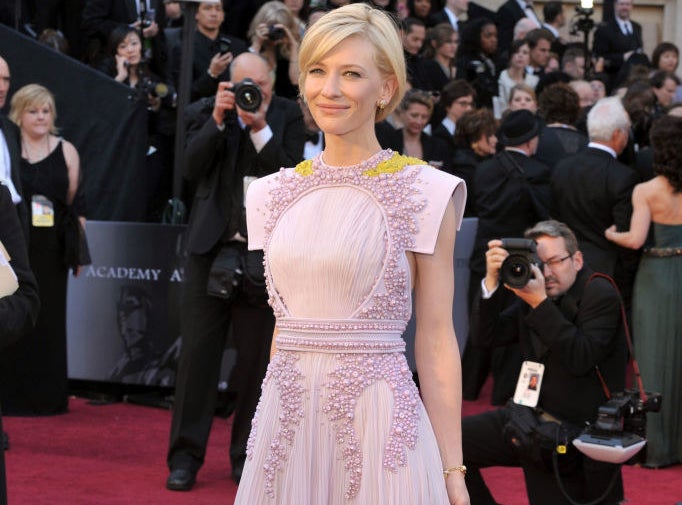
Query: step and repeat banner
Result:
<box><xmin>66</xmin><ymin>219</ymin><xmax>477</xmax><ymax>387</ymax></box>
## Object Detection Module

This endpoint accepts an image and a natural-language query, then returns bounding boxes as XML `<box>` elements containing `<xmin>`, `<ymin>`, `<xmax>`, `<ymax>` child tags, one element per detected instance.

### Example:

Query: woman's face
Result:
<box><xmin>480</xmin><ymin>23</ymin><xmax>498</xmax><ymax>55</ymax></box>
<box><xmin>413</xmin><ymin>0</ymin><xmax>431</xmax><ymax>18</ymax></box>
<box><xmin>303</xmin><ymin>36</ymin><xmax>394</xmax><ymax>140</ymax></box>
<box><xmin>117</xmin><ymin>32</ymin><xmax>142</xmax><ymax>65</ymax></box>
<box><xmin>658</xmin><ymin>50</ymin><xmax>679</xmax><ymax>73</ymax></box>
<box><xmin>510</xmin><ymin>44</ymin><xmax>530</xmax><ymax>70</ymax></box>
<box><xmin>436</xmin><ymin>32</ymin><xmax>458</xmax><ymax>60</ymax></box>
<box><xmin>509</xmin><ymin>90</ymin><xmax>537</xmax><ymax>112</ymax></box>
<box><xmin>402</xmin><ymin>102</ymin><xmax>431</xmax><ymax>136</ymax></box>
<box><xmin>20</xmin><ymin>101</ymin><xmax>53</xmax><ymax>138</ymax></box>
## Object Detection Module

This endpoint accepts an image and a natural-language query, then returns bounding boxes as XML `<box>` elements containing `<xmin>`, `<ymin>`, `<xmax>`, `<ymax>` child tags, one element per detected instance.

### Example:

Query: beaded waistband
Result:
<box><xmin>275</xmin><ymin>318</ymin><xmax>406</xmax><ymax>354</ymax></box>
<box><xmin>644</xmin><ymin>246</ymin><xmax>682</xmax><ymax>257</ymax></box>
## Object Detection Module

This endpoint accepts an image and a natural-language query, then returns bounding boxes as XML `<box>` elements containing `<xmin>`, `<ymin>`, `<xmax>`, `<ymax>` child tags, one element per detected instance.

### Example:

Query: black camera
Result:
<box><xmin>267</xmin><ymin>25</ymin><xmax>285</xmax><ymax>41</ymax></box>
<box><xmin>499</xmin><ymin>238</ymin><xmax>540</xmax><ymax>289</ymax></box>
<box><xmin>213</xmin><ymin>36</ymin><xmax>232</xmax><ymax>55</ymax></box>
<box><xmin>232</xmin><ymin>78</ymin><xmax>262</xmax><ymax>112</ymax></box>
<box><xmin>140</xmin><ymin>8</ymin><xmax>155</xmax><ymax>29</ymax></box>
<box><xmin>595</xmin><ymin>389</ymin><xmax>662</xmax><ymax>437</ymax></box>
<box><xmin>573</xmin><ymin>389</ymin><xmax>662</xmax><ymax>464</ymax></box>
<box><xmin>139</xmin><ymin>77</ymin><xmax>176</xmax><ymax>107</ymax></box>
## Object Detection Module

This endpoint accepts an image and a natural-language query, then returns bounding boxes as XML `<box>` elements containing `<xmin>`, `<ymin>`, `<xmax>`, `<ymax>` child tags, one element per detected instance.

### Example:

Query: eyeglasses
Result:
<box><xmin>542</xmin><ymin>254</ymin><xmax>572</xmax><ymax>269</ymax></box>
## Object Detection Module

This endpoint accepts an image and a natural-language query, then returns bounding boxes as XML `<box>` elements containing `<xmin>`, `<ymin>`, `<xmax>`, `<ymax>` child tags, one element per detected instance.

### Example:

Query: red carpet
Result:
<box><xmin>3</xmin><ymin>382</ymin><xmax>681</xmax><ymax>504</ymax></box>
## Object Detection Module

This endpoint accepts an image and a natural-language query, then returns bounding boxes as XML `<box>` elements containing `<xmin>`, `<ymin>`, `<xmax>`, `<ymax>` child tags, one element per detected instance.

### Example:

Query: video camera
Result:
<box><xmin>573</xmin><ymin>389</ymin><xmax>662</xmax><ymax>464</ymax></box>
<box><xmin>499</xmin><ymin>238</ymin><xmax>540</xmax><ymax>288</ymax></box>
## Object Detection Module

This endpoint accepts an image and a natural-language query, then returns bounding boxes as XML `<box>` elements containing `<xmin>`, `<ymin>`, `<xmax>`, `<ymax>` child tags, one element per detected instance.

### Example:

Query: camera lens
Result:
<box><xmin>267</xmin><ymin>26</ymin><xmax>285</xmax><ymax>41</ymax></box>
<box><xmin>501</xmin><ymin>255</ymin><xmax>532</xmax><ymax>289</ymax></box>
<box><xmin>232</xmin><ymin>79</ymin><xmax>263</xmax><ymax>112</ymax></box>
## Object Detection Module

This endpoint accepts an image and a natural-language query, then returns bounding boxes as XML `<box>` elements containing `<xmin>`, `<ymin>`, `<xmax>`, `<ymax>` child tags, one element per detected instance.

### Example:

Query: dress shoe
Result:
<box><xmin>166</xmin><ymin>468</ymin><xmax>196</xmax><ymax>491</ymax></box>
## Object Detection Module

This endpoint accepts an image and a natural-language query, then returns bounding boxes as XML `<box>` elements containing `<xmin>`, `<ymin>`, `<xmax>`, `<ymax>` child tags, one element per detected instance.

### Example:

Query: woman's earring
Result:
<box><xmin>377</xmin><ymin>99</ymin><xmax>386</xmax><ymax>110</ymax></box>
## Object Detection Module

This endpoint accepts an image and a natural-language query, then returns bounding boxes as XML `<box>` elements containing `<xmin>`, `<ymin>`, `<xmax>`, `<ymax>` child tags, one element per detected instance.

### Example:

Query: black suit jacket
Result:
<box><xmin>592</xmin><ymin>19</ymin><xmax>643</xmax><ymax>76</ymax></box>
<box><xmin>550</xmin><ymin>147</ymin><xmax>638</xmax><ymax>277</ymax></box>
<box><xmin>183</xmin><ymin>95</ymin><xmax>305</xmax><ymax>255</ymax></box>
<box><xmin>0</xmin><ymin>115</ymin><xmax>27</xmax><ymax>234</ymax></box>
<box><xmin>495</xmin><ymin>0</ymin><xmax>526</xmax><ymax>55</ymax></box>
<box><xmin>470</xmin><ymin>150</ymin><xmax>551</xmax><ymax>277</ymax></box>
<box><xmin>470</xmin><ymin>266</ymin><xmax>627</xmax><ymax>425</ymax></box>
<box><xmin>534</xmin><ymin>125</ymin><xmax>588</xmax><ymax>172</ymax></box>
<box><xmin>0</xmin><ymin>185</ymin><xmax>39</xmax><ymax>349</ymax></box>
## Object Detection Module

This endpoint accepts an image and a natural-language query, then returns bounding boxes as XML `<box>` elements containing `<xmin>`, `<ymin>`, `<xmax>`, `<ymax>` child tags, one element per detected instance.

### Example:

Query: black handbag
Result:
<box><xmin>206</xmin><ymin>245</ymin><xmax>242</xmax><ymax>300</ymax></box>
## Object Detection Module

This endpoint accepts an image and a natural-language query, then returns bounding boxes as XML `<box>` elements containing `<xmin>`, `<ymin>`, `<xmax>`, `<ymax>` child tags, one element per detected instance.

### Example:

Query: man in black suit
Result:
<box><xmin>81</xmin><ymin>0</ymin><xmax>167</xmax><ymax>77</ymax></box>
<box><xmin>464</xmin><ymin>110</ymin><xmax>550</xmax><ymax>404</ymax></box>
<box><xmin>168</xmin><ymin>1</ymin><xmax>247</xmax><ymax>101</ymax></box>
<box><xmin>165</xmin><ymin>52</ymin><xmax>305</xmax><ymax>491</ymax></box>
<box><xmin>495</xmin><ymin>0</ymin><xmax>542</xmax><ymax>56</ymax></box>
<box><xmin>0</xmin><ymin>183</ymin><xmax>40</xmax><ymax>505</ymax></box>
<box><xmin>592</xmin><ymin>0</ymin><xmax>643</xmax><ymax>89</ymax></box>
<box><xmin>550</xmin><ymin>96</ymin><xmax>638</xmax><ymax>288</ymax></box>
<box><xmin>463</xmin><ymin>220</ymin><xmax>626</xmax><ymax>505</ymax></box>
<box><xmin>0</xmin><ymin>56</ymin><xmax>27</xmax><ymax>234</ymax></box>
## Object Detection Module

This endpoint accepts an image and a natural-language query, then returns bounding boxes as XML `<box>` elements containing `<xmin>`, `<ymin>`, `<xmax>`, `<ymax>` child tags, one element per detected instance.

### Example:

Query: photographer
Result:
<box><xmin>165</xmin><ymin>51</ymin><xmax>305</xmax><ymax>491</ymax></box>
<box><xmin>462</xmin><ymin>220</ymin><xmax>628</xmax><ymax>505</ymax></box>
<box><xmin>97</xmin><ymin>25</ymin><xmax>176</xmax><ymax>221</ymax></box>
<box><xmin>247</xmin><ymin>1</ymin><xmax>302</xmax><ymax>100</ymax></box>
<box><xmin>168</xmin><ymin>2</ymin><xmax>247</xmax><ymax>101</ymax></box>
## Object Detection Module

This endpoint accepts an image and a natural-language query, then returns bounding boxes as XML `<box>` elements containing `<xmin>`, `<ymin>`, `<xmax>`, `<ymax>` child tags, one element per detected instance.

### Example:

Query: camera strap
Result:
<box><xmin>586</xmin><ymin>273</ymin><xmax>648</xmax><ymax>403</ymax></box>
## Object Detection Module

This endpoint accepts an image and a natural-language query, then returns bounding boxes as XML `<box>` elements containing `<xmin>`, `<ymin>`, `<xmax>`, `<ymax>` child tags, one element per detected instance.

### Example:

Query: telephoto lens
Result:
<box><xmin>232</xmin><ymin>79</ymin><xmax>262</xmax><ymax>112</ymax></box>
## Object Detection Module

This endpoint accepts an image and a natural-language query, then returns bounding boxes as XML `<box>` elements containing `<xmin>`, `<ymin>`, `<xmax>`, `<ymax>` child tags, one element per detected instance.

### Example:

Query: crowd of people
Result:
<box><xmin>0</xmin><ymin>1</ymin><xmax>680</xmax><ymax>505</ymax></box>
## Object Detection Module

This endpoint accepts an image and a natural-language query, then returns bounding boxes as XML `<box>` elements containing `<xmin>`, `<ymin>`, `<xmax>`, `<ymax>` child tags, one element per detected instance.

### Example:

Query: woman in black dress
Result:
<box><xmin>0</xmin><ymin>84</ymin><xmax>85</xmax><ymax>415</ymax></box>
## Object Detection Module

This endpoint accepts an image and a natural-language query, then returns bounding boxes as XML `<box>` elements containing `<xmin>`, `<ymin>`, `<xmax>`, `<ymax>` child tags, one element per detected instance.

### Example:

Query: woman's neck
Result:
<box><xmin>321</xmin><ymin>132</ymin><xmax>383</xmax><ymax>167</ymax></box>
<box><xmin>508</xmin><ymin>66</ymin><xmax>525</xmax><ymax>81</ymax></box>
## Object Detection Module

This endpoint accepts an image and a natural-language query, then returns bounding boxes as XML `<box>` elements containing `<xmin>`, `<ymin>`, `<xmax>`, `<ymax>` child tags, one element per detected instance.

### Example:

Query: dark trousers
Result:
<box><xmin>463</xmin><ymin>408</ymin><xmax>624</xmax><ymax>505</ymax></box>
<box><xmin>167</xmin><ymin>244</ymin><xmax>274</xmax><ymax>473</ymax></box>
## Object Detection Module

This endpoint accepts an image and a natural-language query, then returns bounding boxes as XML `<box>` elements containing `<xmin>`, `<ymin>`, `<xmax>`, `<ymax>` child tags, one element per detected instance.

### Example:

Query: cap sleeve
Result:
<box><xmin>409</xmin><ymin>166</ymin><xmax>467</xmax><ymax>255</ymax></box>
<box><xmin>245</xmin><ymin>173</ymin><xmax>276</xmax><ymax>251</ymax></box>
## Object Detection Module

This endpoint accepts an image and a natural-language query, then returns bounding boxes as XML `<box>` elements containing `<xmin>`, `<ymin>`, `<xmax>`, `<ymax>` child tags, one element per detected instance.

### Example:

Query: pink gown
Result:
<box><xmin>235</xmin><ymin>149</ymin><xmax>466</xmax><ymax>504</ymax></box>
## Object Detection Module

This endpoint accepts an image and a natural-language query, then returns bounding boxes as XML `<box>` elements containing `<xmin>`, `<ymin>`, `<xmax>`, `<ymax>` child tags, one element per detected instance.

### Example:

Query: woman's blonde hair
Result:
<box><xmin>298</xmin><ymin>3</ymin><xmax>407</xmax><ymax>122</ymax></box>
<box><xmin>9</xmin><ymin>83</ymin><xmax>59</xmax><ymax>135</ymax></box>
<box><xmin>248</xmin><ymin>1</ymin><xmax>301</xmax><ymax>60</ymax></box>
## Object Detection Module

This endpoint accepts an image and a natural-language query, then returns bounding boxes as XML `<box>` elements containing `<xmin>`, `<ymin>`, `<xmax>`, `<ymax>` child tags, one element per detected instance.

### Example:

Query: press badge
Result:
<box><xmin>31</xmin><ymin>194</ymin><xmax>55</xmax><ymax>227</ymax></box>
<box><xmin>513</xmin><ymin>360</ymin><xmax>545</xmax><ymax>408</ymax></box>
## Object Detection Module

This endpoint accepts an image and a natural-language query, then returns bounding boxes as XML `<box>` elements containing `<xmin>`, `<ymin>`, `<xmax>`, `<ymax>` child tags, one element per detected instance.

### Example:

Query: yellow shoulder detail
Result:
<box><xmin>362</xmin><ymin>153</ymin><xmax>426</xmax><ymax>177</ymax></box>
<box><xmin>294</xmin><ymin>159</ymin><xmax>314</xmax><ymax>176</ymax></box>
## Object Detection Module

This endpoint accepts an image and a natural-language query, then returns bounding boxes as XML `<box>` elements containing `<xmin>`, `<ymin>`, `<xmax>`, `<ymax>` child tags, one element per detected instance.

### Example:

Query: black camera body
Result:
<box><xmin>267</xmin><ymin>25</ymin><xmax>285</xmax><ymax>41</ymax></box>
<box><xmin>595</xmin><ymin>389</ymin><xmax>662</xmax><ymax>437</ymax></box>
<box><xmin>500</xmin><ymin>238</ymin><xmax>540</xmax><ymax>288</ymax></box>
<box><xmin>232</xmin><ymin>78</ymin><xmax>262</xmax><ymax>112</ymax></box>
<box><xmin>213</xmin><ymin>36</ymin><xmax>232</xmax><ymax>55</ymax></box>
<box><xmin>139</xmin><ymin>77</ymin><xmax>176</xmax><ymax>107</ymax></box>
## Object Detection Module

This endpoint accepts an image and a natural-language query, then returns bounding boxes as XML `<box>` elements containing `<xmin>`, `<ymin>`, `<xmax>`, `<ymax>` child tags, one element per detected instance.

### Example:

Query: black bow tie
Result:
<box><xmin>306</xmin><ymin>131</ymin><xmax>321</xmax><ymax>145</ymax></box>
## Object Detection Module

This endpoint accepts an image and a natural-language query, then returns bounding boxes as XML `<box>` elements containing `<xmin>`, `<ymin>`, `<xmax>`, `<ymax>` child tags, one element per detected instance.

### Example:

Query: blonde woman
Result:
<box><xmin>2</xmin><ymin>84</ymin><xmax>84</xmax><ymax>416</ymax></box>
<box><xmin>248</xmin><ymin>1</ymin><xmax>302</xmax><ymax>99</ymax></box>
<box><xmin>236</xmin><ymin>4</ymin><xmax>469</xmax><ymax>504</ymax></box>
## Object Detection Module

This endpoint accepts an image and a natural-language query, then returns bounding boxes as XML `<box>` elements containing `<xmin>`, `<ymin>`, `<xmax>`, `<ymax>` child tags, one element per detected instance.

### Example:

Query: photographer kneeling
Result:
<box><xmin>462</xmin><ymin>220</ymin><xmax>627</xmax><ymax>505</ymax></box>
